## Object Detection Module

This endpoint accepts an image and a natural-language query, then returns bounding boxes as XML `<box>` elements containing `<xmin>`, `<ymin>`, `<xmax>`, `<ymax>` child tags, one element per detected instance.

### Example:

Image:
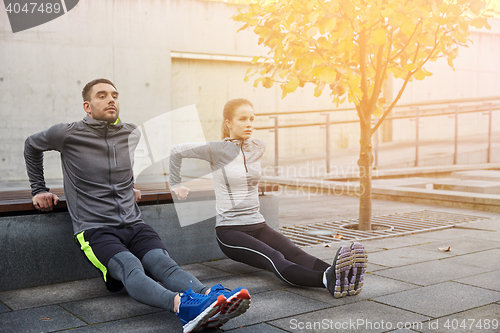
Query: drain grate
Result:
<box><xmin>279</xmin><ymin>210</ymin><xmax>489</xmax><ymax>246</ymax></box>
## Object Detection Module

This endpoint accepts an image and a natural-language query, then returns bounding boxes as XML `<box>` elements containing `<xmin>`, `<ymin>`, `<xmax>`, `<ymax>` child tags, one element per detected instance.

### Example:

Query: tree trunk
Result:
<box><xmin>358</xmin><ymin>117</ymin><xmax>373</xmax><ymax>231</ymax></box>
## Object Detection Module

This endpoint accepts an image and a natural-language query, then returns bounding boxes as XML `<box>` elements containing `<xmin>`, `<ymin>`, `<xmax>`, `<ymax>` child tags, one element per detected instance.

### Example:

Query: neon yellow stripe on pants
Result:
<box><xmin>76</xmin><ymin>231</ymin><xmax>108</xmax><ymax>282</ymax></box>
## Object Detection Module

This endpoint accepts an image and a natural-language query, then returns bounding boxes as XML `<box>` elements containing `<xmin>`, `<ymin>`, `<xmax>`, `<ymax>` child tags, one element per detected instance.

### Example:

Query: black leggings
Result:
<box><xmin>216</xmin><ymin>222</ymin><xmax>330</xmax><ymax>287</ymax></box>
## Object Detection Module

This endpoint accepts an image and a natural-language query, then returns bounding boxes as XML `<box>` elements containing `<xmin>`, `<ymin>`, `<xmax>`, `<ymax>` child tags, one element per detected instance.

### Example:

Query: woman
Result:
<box><xmin>169</xmin><ymin>98</ymin><xmax>367</xmax><ymax>298</ymax></box>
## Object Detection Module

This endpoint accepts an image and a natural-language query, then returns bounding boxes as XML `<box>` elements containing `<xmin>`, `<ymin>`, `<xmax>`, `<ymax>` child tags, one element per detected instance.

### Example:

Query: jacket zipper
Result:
<box><xmin>113</xmin><ymin>143</ymin><xmax>117</xmax><ymax>166</ymax></box>
<box><xmin>240</xmin><ymin>143</ymin><xmax>248</xmax><ymax>172</ymax></box>
<box><xmin>105</xmin><ymin>126</ymin><xmax>125</xmax><ymax>226</ymax></box>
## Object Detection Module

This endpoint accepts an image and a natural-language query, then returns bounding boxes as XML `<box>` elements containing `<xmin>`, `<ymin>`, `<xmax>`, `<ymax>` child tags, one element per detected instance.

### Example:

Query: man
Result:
<box><xmin>24</xmin><ymin>78</ymin><xmax>250</xmax><ymax>333</ymax></box>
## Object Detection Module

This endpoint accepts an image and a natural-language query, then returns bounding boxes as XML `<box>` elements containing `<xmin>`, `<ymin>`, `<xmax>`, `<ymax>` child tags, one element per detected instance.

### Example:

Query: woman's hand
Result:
<box><xmin>172</xmin><ymin>186</ymin><xmax>190</xmax><ymax>200</ymax></box>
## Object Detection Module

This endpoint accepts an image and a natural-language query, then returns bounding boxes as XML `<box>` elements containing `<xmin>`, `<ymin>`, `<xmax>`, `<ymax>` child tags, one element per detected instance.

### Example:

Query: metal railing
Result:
<box><xmin>254</xmin><ymin>96</ymin><xmax>500</xmax><ymax>176</ymax></box>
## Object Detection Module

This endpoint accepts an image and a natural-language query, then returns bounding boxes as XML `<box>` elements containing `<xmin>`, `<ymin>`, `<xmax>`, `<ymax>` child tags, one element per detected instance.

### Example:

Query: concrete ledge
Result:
<box><xmin>371</xmin><ymin>186</ymin><xmax>500</xmax><ymax>213</ymax></box>
<box><xmin>327</xmin><ymin>162</ymin><xmax>500</xmax><ymax>181</ymax></box>
<box><xmin>262</xmin><ymin>176</ymin><xmax>500</xmax><ymax>213</ymax></box>
<box><xmin>432</xmin><ymin>179</ymin><xmax>500</xmax><ymax>194</ymax></box>
<box><xmin>452</xmin><ymin>170</ymin><xmax>500</xmax><ymax>181</ymax></box>
<box><xmin>261</xmin><ymin>176</ymin><xmax>361</xmax><ymax>195</ymax></box>
<box><xmin>0</xmin><ymin>194</ymin><xmax>278</xmax><ymax>292</ymax></box>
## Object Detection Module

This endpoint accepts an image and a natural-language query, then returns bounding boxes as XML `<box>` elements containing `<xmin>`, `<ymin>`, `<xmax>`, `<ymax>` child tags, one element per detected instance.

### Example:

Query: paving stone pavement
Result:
<box><xmin>1</xmin><ymin>195</ymin><xmax>499</xmax><ymax>332</ymax></box>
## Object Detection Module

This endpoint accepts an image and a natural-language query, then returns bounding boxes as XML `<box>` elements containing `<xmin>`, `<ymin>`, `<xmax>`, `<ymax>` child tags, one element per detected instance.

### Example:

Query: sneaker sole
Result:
<box><xmin>183</xmin><ymin>295</ymin><xmax>226</xmax><ymax>333</ymax></box>
<box><xmin>333</xmin><ymin>245</ymin><xmax>352</xmax><ymax>298</ymax></box>
<box><xmin>203</xmin><ymin>289</ymin><xmax>251</xmax><ymax>328</ymax></box>
<box><xmin>349</xmin><ymin>242</ymin><xmax>368</xmax><ymax>296</ymax></box>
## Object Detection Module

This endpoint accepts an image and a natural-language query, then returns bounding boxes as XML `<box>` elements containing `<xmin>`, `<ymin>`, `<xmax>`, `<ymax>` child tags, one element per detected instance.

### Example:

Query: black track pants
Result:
<box><xmin>216</xmin><ymin>222</ymin><xmax>330</xmax><ymax>287</ymax></box>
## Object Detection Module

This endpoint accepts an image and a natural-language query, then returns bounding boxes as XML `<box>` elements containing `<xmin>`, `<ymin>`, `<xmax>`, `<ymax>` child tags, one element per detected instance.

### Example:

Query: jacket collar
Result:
<box><xmin>223</xmin><ymin>137</ymin><xmax>247</xmax><ymax>146</ymax></box>
<box><xmin>82</xmin><ymin>114</ymin><xmax>123</xmax><ymax>137</ymax></box>
<box><xmin>82</xmin><ymin>114</ymin><xmax>123</xmax><ymax>128</ymax></box>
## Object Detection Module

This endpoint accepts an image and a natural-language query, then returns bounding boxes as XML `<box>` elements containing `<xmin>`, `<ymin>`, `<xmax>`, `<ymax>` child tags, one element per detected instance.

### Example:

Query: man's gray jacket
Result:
<box><xmin>24</xmin><ymin>114</ymin><xmax>143</xmax><ymax>235</ymax></box>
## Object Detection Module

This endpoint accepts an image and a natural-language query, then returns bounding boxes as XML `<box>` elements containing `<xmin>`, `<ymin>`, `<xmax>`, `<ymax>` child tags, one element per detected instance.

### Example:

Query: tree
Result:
<box><xmin>233</xmin><ymin>0</ymin><xmax>497</xmax><ymax>230</ymax></box>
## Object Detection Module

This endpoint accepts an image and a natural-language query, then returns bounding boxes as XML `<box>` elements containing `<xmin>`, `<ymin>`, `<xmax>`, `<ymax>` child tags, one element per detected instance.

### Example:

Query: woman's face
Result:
<box><xmin>226</xmin><ymin>104</ymin><xmax>255</xmax><ymax>140</ymax></box>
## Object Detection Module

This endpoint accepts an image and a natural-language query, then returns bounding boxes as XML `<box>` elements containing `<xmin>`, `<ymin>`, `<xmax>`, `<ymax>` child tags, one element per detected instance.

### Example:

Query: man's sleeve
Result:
<box><xmin>24</xmin><ymin>123</ymin><xmax>68</xmax><ymax>196</ymax></box>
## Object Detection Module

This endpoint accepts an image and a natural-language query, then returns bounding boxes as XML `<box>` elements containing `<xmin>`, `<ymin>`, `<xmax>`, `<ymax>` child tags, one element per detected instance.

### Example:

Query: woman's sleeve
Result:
<box><xmin>169</xmin><ymin>141</ymin><xmax>240</xmax><ymax>189</ymax></box>
<box><xmin>168</xmin><ymin>142</ymin><xmax>212</xmax><ymax>189</ymax></box>
<box><xmin>253</xmin><ymin>138</ymin><xmax>266</xmax><ymax>153</ymax></box>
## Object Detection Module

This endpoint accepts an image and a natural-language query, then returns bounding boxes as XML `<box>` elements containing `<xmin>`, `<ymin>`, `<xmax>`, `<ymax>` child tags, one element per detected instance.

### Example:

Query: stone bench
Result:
<box><xmin>432</xmin><ymin>179</ymin><xmax>500</xmax><ymax>195</ymax></box>
<box><xmin>0</xmin><ymin>183</ymin><xmax>279</xmax><ymax>292</ymax></box>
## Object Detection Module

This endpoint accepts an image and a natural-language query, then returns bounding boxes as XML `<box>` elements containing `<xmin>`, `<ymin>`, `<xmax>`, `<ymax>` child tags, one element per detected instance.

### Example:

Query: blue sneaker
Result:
<box><xmin>202</xmin><ymin>284</ymin><xmax>251</xmax><ymax>328</ymax></box>
<box><xmin>176</xmin><ymin>286</ymin><xmax>226</xmax><ymax>333</ymax></box>
<box><xmin>326</xmin><ymin>245</ymin><xmax>352</xmax><ymax>298</ymax></box>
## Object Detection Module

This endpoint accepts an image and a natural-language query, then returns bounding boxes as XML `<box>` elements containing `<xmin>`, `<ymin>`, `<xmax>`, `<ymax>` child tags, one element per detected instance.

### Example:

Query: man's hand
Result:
<box><xmin>32</xmin><ymin>192</ymin><xmax>59</xmax><ymax>212</ymax></box>
<box><xmin>172</xmin><ymin>186</ymin><xmax>190</xmax><ymax>200</ymax></box>
<box><xmin>133</xmin><ymin>189</ymin><xmax>142</xmax><ymax>202</ymax></box>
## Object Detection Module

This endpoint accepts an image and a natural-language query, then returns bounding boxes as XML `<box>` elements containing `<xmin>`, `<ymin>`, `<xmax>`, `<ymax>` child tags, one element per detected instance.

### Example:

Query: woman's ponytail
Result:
<box><xmin>221</xmin><ymin>121</ymin><xmax>231</xmax><ymax>140</ymax></box>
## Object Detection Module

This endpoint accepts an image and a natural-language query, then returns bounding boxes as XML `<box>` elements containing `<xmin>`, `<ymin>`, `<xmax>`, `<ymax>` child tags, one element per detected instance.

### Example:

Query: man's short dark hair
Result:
<box><xmin>82</xmin><ymin>78</ymin><xmax>117</xmax><ymax>102</ymax></box>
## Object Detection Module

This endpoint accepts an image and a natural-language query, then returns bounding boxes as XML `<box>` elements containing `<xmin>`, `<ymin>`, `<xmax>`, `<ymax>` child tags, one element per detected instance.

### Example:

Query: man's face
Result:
<box><xmin>83</xmin><ymin>83</ymin><xmax>120</xmax><ymax>123</ymax></box>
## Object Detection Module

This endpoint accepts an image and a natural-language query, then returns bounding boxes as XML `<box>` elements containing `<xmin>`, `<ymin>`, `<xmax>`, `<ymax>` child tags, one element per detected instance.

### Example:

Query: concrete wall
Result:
<box><xmin>395</xmin><ymin>23</ymin><xmax>500</xmax><ymax>102</ymax></box>
<box><xmin>390</xmin><ymin>20</ymin><xmax>500</xmax><ymax>143</ymax></box>
<box><xmin>1</xmin><ymin>0</ymin><xmax>499</xmax><ymax>183</ymax></box>
<box><xmin>0</xmin><ymin>194</ymin><xmax>278</xmax><ymax>291</ymax></box>
<box><xmin>0</xmin><ymin>0</ymin><xmax>172</xmax><ymax>182</ymax></box>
